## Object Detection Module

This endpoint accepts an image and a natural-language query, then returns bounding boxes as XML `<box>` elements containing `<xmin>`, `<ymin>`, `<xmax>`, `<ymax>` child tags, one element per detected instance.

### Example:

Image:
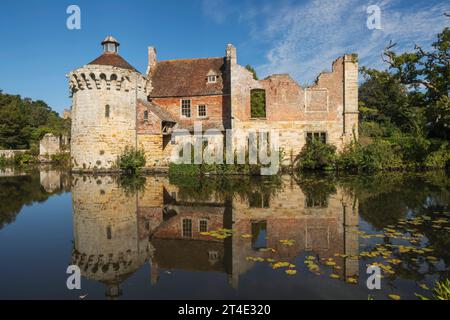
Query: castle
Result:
<box><xmin>68</xmin><ymin>36</ymin><xmax>358</xmax><ymax>171</ymax></box>
<box><xmin>71</xmin><ymin>175</ymin><xmax>359</xmax><ymax>298</ymax></box>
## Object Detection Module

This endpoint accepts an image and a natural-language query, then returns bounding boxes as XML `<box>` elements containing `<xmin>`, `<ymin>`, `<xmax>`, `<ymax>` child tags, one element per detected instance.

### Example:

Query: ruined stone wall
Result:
<box><xmin>230</xmin><ymin>55</ymin><xmax>358</xmax><ymax>160</ymax></box>
<box><xmin>69</xmin><ymin>65</ymin><xmax>147</xmax><ymax>171</ymax></box>
<box><xmin>39</xmin><ymin>133</ymin><xmax>61</xmax><ymax>157</ymax></box>
<box><xmin>0</xmin><ymin>150</ymin><xmax>28</xmax><ymax>159</ymax></box>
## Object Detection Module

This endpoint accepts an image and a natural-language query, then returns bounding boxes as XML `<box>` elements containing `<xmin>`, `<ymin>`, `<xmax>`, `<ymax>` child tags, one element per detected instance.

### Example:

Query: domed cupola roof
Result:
<box><xmin>87</xmin><ymin>36</ymin><xmax>138</xmax><ymax>72</ymax></box>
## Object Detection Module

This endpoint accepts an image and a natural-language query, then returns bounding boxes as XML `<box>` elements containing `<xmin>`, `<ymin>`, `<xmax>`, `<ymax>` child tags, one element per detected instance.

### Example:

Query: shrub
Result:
<box><xmin>14</xmin><ymin>152</ymin><xmax>37</xmax><ymax>166</ymax></box>
<box><xmin>295</xmin><ymin>140</ymin><xmax>337</xmax><ymax>170</ymax></box>
<box><xmin>424</xmin><ymin>144</ymin><xmax>450</xmax><ymax>169</ymax></box>
<box><xmin>50</xmin><ymin>152</ymin><xmax>70</xmax><ymax>164</ymax></box>
<box><xmin>116</xmin><ymin>146</ymin><xmax>146</xmax><ymax>174</ymax></box>
<box><xmin>338</xmin><ymin>140</ymin><xmax>403</xmax><ymax>171</ymax></box>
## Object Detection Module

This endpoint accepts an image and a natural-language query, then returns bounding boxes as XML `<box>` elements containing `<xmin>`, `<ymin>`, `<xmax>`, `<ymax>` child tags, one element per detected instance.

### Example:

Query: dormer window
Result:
<box><xmin>207</xmin><ymin>70</ymin><xmax>218</xmax><ymax>83</ymax></box>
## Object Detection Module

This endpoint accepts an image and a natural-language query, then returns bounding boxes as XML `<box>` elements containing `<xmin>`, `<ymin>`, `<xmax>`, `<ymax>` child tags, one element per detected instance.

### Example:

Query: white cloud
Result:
<box><xmin>203</xmin><ymin>0</ymin><xmax>450</xmax><ymax>85</ymax></box>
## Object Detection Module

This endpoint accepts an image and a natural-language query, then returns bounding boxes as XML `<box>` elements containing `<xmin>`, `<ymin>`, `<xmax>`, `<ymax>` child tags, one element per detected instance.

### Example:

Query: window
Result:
<box><xmin>199</xmin><ymin>220</ymin><xmax>208</xmax><ymax>233</ymax></box>
<box><xmin>105</xmin><ymin>105</ymin><xmax>110</xmax><ymax>118</ymax></box>
<box><xmin>250</xmin><ymin>89</ymin><xmax>266</xmax><ymax>118</ymax></box>
<box><xmin>249</xmin><ymin>191</ymin><xmax>270</xmax><ymax>208</ymax></box>
<box><xmin>207</xmin><ymin>75</ymin><xmax>217</xmax><ymax>83</ymax></box>
<box><xmin>251</xmin><ymin>221</ymin><xmax>267</xmax><ymax>250</ymax></box>
<box><xmin>106</xmin><ymin>225</ymin><xmax>112</xmax><ymax>240</ymax></box>
<box><xmin>182</xmin><ymin>219</ymin><xmax>192</xmax><ymax>238</ymax></box>
<box><xmin>144</xmin><ymin>110</ymin><xmax>149</xmax><ymax>121</ymax></box>
<box><xmin>306</xmin><ymin>132</ymin><xmax>327</xmax><ymax>144</ymax></box>
<box><xmin>181</xmin><ymin>100</ymin><xmax>191</xmax><ymax>118</ymax></box>
<box><xmin>198</xmin><ymin>105</ymin><xmax>207</xmax><ymax>118</ymax></box>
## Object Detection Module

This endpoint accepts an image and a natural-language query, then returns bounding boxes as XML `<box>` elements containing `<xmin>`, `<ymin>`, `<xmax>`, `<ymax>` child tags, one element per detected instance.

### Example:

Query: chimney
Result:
<box><xmin>146</xmin><ymin>46</ymin><xmax>157</xmax><ymax>75</ymax></box>
<box><xmin>226</xmin><ymin>44</ymin><xmax>237</xmax><ymax>65</ymax></box>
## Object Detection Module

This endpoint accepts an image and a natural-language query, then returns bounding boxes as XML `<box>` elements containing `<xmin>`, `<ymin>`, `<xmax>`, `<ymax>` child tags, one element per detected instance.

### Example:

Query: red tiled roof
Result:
<box><xmin>137</xmin><ymin>99</ymin><xmax>176</xmax><ymax>122</ymax></box>
<box><xmin>148</xmin><ymin>57</ymin><xmax>230</xmax><ymax>98</ymax></box>
<box><xmin>88</xmin><ymin>52</ymin><xmax>138</xmax><ymax>71</ymax></box>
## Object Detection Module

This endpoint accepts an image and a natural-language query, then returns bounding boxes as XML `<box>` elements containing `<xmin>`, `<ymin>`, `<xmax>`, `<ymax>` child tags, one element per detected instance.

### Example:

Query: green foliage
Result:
<box><xmin>295</xmin><ymin>140</ymin><xmax>337</xmax><ymax>170</ymax></box>
<box><xmin>383</xmin><ymin>27</ymin><xmax>450</xmax><ymax>139</ymax></box>
<box><xmin>245</xmin><ymin>64</ymin><xmax>259</xmax><ymax>80</ymax></box>
<box><xmin>0</xmin><ymin>92</ymin><xmax>70</xmax><ymax>149</ymax></box>
<box><xmin>13</xmin><ymin>152</ymin><xmax>38</xmax><ymax>166</ymax></box>
<box><xmin>424</xmin><ymin>143</ymin><xmax>450</xmax><ymax>169</ymax></box>
<box><xmin>116</xmin><ymin>146</ymin><xmax>146</xmax><ymax>174</ymax></box>
<box><xmin>169</xmin><ymin>163</ymin><xmax>201</xmax><ymax>176</ymax></box>
<box><xmin>416</xmin><ymin>279</ymin><xmax>450</xmax><ymax>300</ymax></box>
<box><xmin>338</xmin><ymin>140</ymin><xmax>403</xmax><ymax>172</ymax></box>
<box><xmin>116</xmin><ymin>174</ymin><xmax>146</xmax><ymax>196</ymax></box>
<box><xmin>250</xmin><ymin>89</ymin><xmax>266</xmax><ymax>118</ymax></box>
<box><xmin>50</xmin><ymin>152</ymin><xmax>71</xmax><ymax>164</ymax></box>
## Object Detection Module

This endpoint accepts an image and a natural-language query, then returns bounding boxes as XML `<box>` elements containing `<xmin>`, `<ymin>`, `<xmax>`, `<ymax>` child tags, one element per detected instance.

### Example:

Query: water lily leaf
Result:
<box><xmin>419</xmin><ymin>283</ymin><xmax>429</xmax><ymax>290</ymax></box>
<box><xmin>285</xmin><ymin>269</ymin><xmax>297</xmax><ymax>275</ymax></box>
<box><xmin>346</xmin><ymin>277</ymin><xmax>357</xmax><ymax>284</ymax></box>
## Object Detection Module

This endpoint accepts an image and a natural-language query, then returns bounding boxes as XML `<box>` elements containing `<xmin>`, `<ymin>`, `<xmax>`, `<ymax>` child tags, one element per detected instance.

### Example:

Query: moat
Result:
<box><xmin>0</xmin><ymin>167</ymin><xmax>449</xmax><ymax>300</ymax></box>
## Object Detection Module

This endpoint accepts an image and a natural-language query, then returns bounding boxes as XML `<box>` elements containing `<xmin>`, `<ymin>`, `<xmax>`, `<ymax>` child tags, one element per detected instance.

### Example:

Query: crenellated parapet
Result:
<box><xmin>68</xmin><ymin>65</ymin><xmax>147</xmax><ymax>95</ymax></box>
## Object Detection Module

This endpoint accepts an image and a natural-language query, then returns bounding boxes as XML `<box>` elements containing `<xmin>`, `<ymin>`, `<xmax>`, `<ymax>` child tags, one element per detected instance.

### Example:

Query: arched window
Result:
<box><xmin>250</xmin><ymin>89</ymin><xmax>266</xmax><ymax>118</ymax></box>
<box><xmin>144</xmin><ymin>110</ymin><xmax>149</xmax><ymax>121</ymax></box>
<box><xmin>105</xmin><ymin>105</ymin><xmax>110</xmax><ymax>118</ymax></box>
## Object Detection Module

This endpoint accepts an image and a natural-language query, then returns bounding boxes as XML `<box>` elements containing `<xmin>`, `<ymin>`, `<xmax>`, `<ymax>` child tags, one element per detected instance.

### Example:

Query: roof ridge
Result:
<box><xmin>157</xmin><ymin>57</ymin><xmax>224</xmax><ymax>63</ymax></box>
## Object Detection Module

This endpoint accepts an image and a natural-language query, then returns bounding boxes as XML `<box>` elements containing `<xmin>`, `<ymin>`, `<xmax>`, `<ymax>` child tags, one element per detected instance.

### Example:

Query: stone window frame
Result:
<box><xmin>305</xmin><ymin>131</ymin><xmax>327</xmax><ymax>144</ymax></box>
<box><xmin>304</xmin><ymin>88</ymin><xmax>329</xmax><ymax>113</ymax></box>
<box><xmin>197</xmin><ymin>104</ymin><xmax>207</xmax><ymax>118</ymax></box>
<box><xmin>143</xmin><ymin>110</ymin><xmax>149</xmax><ymax>121</ymax></box>
<box><xmin>199</xmin><ymin>219</ymin><xmax>208</xmax><ymax>233</ymax></box>
<box><xmin>182</xmin><ymin>218</ymin><xmax>193</xmax><ymax>238</ymax></box>
<box><xmin>180</xmin><ymin>99</ymin><xmax>191</xmax><ymax>118</ymax></box>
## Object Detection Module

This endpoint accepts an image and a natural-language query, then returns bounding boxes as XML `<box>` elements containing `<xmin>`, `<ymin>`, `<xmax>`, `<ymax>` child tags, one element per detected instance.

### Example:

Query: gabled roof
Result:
<box><xmin>148</xmin><ymin>57</ymin><xmax>230</xmax><ymax>98</ymax></box>
<box><xmin>88</xmin><ymin>52</ymin><xmax>138</xmax><ymax>72</ymax></box>
<box><xmin>138</xmin><ymin>99</ymin><xmax>176</xmax><ymax>122</ymax></box>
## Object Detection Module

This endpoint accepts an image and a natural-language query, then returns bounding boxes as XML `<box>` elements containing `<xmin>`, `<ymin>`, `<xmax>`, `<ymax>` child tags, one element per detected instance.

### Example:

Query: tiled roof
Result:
<box><xmin>88</xmin><ymin>52</ymin><xmax>138</xmax><ymax>71</ymax></box>
<box><xmin>148</xmin><ymin>57</ymin><xmax>230</xmax><ymax>98</ymax></box>
<box><xmin>138</xmin><ymin>99</ymin><xmax>176</xmax><ymax>122</ymax></box>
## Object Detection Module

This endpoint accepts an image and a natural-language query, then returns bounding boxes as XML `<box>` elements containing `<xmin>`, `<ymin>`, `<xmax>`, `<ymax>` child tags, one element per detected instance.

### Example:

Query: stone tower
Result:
<box><xmin>68</xmin><ymin>36</ymin><xmax>147</xmax><ymax>171</ymax></box>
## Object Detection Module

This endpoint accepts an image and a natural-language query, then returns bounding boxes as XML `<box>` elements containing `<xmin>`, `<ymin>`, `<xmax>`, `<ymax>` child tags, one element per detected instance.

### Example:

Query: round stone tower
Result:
<box><xmin>68</xmin><ymin>36</ymin><xmax>147</xmax><ymax>171</ymax></box>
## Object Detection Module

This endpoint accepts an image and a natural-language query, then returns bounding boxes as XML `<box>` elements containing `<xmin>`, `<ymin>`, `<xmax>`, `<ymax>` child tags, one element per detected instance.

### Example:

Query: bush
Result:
<box><xmin>116</xmin><ymin>146</ymin><xmax>146</xmax><ymax>174</ymax></box>
<box><xmin>338</xmin><ymin>140</ymin><xmax>403</xmax><ymax>171</ymax></box>
<box><xmin>13</xmin><ymin>152</ymin><xmax>37</xmax><ymax>166</ymax></box>
<box><xmin>50</xmin><ymin>152</ymin><xmax>70</xmax><ymax>164</ymax></box>
<box><xmin>295</xmin><ymin>140</ymin><xmax>337</xmax><ymax>170</ymax></box>
<box><xmin>424</xmin><ymin>144</ymin><xmax>450</xmax><ymax>169</ymax></box>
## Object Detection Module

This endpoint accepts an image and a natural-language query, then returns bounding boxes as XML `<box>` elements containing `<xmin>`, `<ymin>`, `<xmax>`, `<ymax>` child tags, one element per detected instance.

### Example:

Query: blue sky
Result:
<box><xmin>0</xmin><ymin>0</ymin><xmax>448</xmax><ymax>114</ymax></box>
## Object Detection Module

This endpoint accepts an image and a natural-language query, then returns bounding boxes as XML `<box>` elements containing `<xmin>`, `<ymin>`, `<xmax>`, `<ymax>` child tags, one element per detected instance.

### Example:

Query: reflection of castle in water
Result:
<box><xmin>71</xmin><ymin>175</ymin><xmax>359</xmax><ymax>298</ymax></box>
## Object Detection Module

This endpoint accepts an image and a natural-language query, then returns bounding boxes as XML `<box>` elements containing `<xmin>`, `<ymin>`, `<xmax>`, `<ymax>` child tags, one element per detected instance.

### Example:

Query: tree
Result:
<box><xmin>382</xmin><ymin>26</ymin><xmax>450</xmax><ymax>139</ymax></box>
<box><xmin>0</xmin><ymin>91</ymin><xmax>70</xmax><ymax>149</ymax></box>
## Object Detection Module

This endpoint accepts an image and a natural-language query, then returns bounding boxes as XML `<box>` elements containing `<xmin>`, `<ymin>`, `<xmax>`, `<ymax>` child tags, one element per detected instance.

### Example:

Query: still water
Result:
<box><xmin>0</xmin><ymin>168</ymin><xmax>449</xmax><ymax>300</ymax></box>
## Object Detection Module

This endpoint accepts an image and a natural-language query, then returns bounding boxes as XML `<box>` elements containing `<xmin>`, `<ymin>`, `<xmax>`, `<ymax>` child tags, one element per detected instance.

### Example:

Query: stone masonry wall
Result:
<box><xmin>69</xmin><ymin>65</ymin><xmax>147</xmax><ymax>171</ymax></box>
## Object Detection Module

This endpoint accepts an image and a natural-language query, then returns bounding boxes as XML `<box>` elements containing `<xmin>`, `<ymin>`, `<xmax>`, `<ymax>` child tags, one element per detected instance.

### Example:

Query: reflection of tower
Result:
<box><xmin>71</xmin><ymin>175</ymin><xmax>153</xmax><ymax>298</ymax></box>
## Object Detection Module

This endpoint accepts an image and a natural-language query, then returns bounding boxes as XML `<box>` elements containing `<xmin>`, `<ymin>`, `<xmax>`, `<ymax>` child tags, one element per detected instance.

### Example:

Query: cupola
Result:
<box><xmin>102</xmin><ymin>36</ymin><xmax>120</xmax><ymax>54</ymax></box>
